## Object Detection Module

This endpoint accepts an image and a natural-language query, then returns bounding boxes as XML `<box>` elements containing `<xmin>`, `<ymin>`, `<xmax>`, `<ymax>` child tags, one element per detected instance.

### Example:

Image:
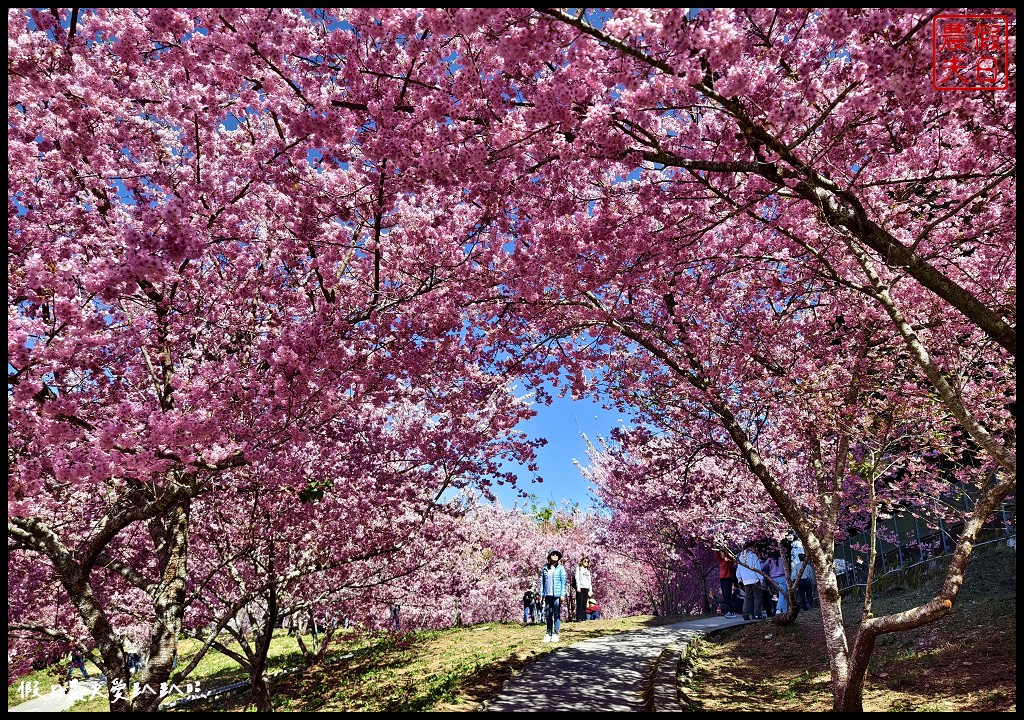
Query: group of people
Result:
<box><xmin>715</xmin><ymin>535</ymin><xmax>816</xmax><ymax>620</ymax></box>
<box><xmin>523</xmin><ymin>550</ymin><xmax>601</xmax><ymax>643</ymax></box>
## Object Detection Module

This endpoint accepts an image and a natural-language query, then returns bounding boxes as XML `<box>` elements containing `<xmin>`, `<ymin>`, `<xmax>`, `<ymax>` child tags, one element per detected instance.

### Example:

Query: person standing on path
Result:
<box><xmin>763</xmin><ymin>545</ymin><xmax>788</xmax><ymax>616</ymax></box>
<box><xmin>539</xmin><ymin>549</ymin><xmax>567</xmax><ymax>643</ymax></box>
<box><xmin>122</xmin><ymin>635</ymin><xmax>143</xmax><ymax>675</ymax></box>
<box><xmin>574</xmin><ymin>556</ymin><xmax>593</xmax><ymax>621</ymax></box>
<box><xmin>736</xmin><ymin>540</ymin><xmax>765</xmax><ymax>620</ymax></box>
<box><xmin>713</xmin><ymin>549</ymin><xmax>738</xmax><ymax>618</ymax></box>
<box><xmin>794</xmin><ymin>552</ymin><xmax>815</xmax><ymax>610</ymax></box>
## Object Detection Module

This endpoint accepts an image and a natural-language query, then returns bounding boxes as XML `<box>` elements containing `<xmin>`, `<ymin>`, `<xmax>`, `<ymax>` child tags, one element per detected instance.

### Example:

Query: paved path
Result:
<box><xmin>481</xmin><ymin>615</ymin><xmax>756</xmax><ymax>712</ymax></box>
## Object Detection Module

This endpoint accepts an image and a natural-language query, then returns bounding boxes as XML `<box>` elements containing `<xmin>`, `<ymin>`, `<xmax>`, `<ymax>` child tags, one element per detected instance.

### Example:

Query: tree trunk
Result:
<box><xmin>8</xmin><ymin>481</ymin><xmax>195</xmax><ymax>713</ymax></box>
<box><xmin>251</xmin><ymin>673</ymin><xmax>273</xmax><ymax>713</ymax></box>
<box><xmin>815</xmin><ymin>569</ymin><xmax>858</xmax><ymax>711</ymax></box>
<box><xmin>837</xmin><ymin>627</ymin><xmax>877</xmax><ymax>711</ymax></box>
<box><xmin>248</xmin><ymin>568</ymin><xmax>278</xmax><ymax>712</ymax></box>
<box><xmin>835</xmin><ymin>479</ymin><xmax>1015</xmax><ymax>711</ymax></box>
<box><xmin>126</xmin><ymin>498</ymin><xmax>191</xmax><ymax>712</ymax></box>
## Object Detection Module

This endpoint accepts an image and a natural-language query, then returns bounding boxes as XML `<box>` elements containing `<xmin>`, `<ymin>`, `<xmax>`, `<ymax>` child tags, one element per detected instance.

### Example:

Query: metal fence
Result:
<box><xmin>832</xmin><ymin>499</ymin><xmax>1016</xmax><ymax>594</ymax></box>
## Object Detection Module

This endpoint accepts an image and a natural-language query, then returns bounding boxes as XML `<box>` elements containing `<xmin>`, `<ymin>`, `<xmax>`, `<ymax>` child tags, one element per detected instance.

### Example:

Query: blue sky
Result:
<box><xmin>490</xmin><ymin>389</ymin><xmax>624</xmax><ymax>511</ymax></box>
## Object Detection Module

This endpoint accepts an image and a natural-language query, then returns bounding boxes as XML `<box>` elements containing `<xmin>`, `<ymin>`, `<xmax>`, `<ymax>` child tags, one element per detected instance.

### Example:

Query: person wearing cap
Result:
<box><xmin>539</xmin><ymin>549</ymin><xmax>567</xmax><ymax>643</ymax></box>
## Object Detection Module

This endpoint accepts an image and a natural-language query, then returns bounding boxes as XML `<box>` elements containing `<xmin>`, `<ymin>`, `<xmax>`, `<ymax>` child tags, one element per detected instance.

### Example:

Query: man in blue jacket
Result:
<box><xmin>539</xmin><ymin>549</ymin><xmax>568</xmax><ymax>643</ymax></box>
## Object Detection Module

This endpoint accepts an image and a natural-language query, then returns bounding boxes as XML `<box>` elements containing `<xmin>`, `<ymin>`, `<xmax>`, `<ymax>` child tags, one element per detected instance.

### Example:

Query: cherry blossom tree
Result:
<box><xmin>581</xmin><ymin>433</ymin><xmax>786</xmax><ymax>614</ymax></box>
<box><xmin>369</xmin><ymin>8</ymin><xmax>1011</xmax><ymax>711</ymax></box>
<box><xmin>175</xmin><ymin>388</ymin><xmax>528</xmax><ymax>712</ymax></box>
<box><xmin>452</xmin><ymin>9</ymin><xmax>1014</xmax><ymax>711</ymax></box>
<box><xmin>8</xmin><ymin>7</ymin><xmax>536</xmax><ymax>710</ymax></box>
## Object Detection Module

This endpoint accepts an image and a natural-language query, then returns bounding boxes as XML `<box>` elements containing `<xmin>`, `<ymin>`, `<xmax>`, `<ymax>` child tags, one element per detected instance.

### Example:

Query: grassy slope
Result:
<box><xmin>685</xmin><ymin>541</ymin><xmax>1016</xmax><ymax>712</ymax></box>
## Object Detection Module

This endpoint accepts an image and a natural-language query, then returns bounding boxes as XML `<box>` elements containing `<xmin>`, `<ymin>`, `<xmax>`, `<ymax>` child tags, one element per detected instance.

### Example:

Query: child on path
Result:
<box><xmin>539</xmin><ymin>549</ymin><xmax>568</xmax><ymax>643</ymax></box>
<box><xmin>732</xmin><ymin>585</ymin><xmax>744</xmax><ymax>614</ymax></box>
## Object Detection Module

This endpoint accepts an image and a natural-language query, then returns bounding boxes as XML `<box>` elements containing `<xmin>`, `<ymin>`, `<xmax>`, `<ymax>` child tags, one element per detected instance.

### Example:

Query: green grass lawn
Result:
<box><xmin>49</xmin><ymin>616</ymin><xmax>679</xmax><ymax>712</ymax></box>
<box><xmin>63</xmin><ymin>629</ymin><xmax>337</xmax><ymax>712</ymax></box>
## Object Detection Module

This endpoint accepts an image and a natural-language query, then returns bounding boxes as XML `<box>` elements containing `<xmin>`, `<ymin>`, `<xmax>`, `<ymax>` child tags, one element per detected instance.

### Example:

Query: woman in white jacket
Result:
<box><xmin>735</xmin><ymin>541</ymin><xmax>765</xmax><ymax>620</ymax></box>
<box><xmin>574</xmin><ymin>557</ymin><xmax>593</xmax><ymax>621</ymax></box>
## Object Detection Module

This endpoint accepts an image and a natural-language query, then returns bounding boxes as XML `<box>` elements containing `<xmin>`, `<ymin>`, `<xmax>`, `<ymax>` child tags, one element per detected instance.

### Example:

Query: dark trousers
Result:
<box><xmin>763</xmin><ymin>582</ymin><xmax>777</xmax><ymax>616</ymax></box>
<box><xmin>719</xmin><ymin>578</ymin><xmax>735</xmax><ymax>614</ymax></box>
<box><xmin>797</xmin><ymin>578</ymin><xmax>814</xmax><ymax>610</ymax></box>
<box><xmin>575</xmin><ymin>589</ymin><xmax>590</xmax><ymax>620</ymax></box>
<box><xmin>544</xmin><ymin>596</ymin><xmax>562</xmax><ymax>635</ymax></box>
<box><xmin>523</xmin><ymin>601</ymin><xmax>537</xmax><ymax>623</ymax></box>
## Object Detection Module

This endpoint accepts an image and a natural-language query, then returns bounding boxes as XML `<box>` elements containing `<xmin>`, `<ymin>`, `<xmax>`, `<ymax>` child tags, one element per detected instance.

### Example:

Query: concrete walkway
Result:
<box><xmin>481</xmin><ymin>615</ymin><xmax>757</xmax><ymax>712</ymax></box>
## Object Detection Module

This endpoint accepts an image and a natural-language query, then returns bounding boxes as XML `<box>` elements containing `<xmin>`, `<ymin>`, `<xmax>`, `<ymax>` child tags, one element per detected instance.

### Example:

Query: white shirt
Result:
<box><xmin>735</xmin><ymin>548</ymin><xmax>763</xmax><ymax>585</ymax></box>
